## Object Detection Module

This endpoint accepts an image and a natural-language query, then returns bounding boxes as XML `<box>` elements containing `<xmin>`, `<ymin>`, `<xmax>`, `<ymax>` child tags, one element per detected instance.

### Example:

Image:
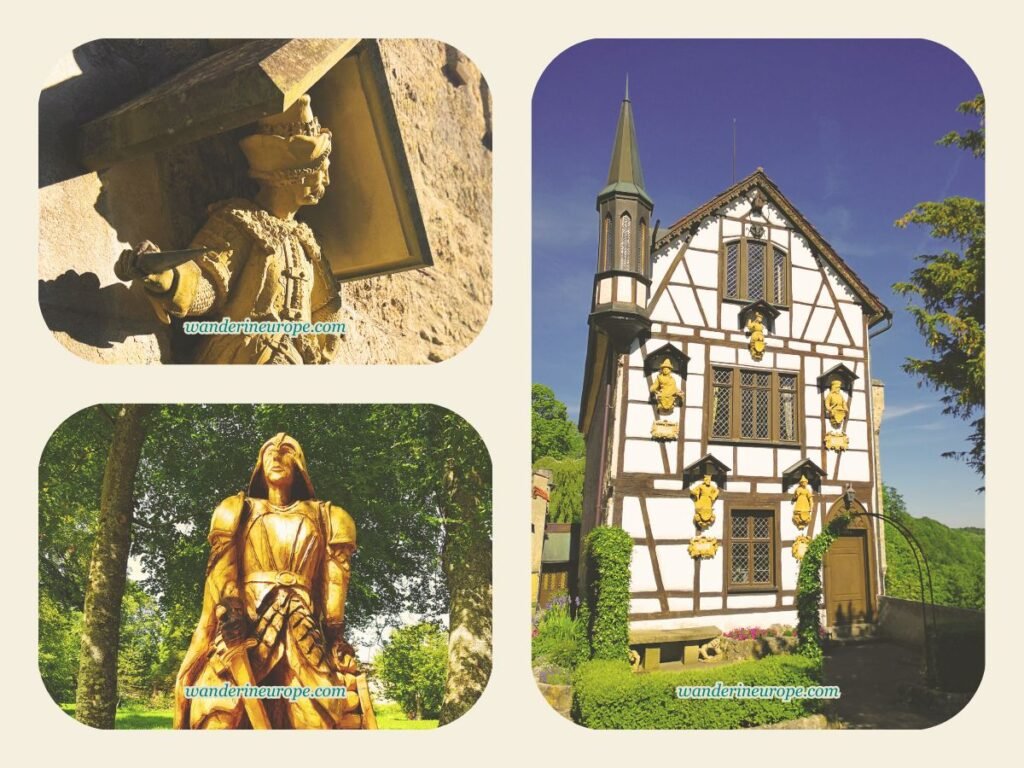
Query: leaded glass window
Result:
<box><xmin>721</xmin><ymin>237</ymin><xmax>789</xmax><ymax>306</ymax></box>
<box><xmin>619</xmin><ymin>213</ymin><xmax>632</xmax><ymax>270</ymax></box>
<box><xmin>709</xmin><ymin>366</ymin><xmax>800</xmax><ymax>444</ymax></box>
<box><xmin>729</xmin><ymin>511</ymin><xmax>775</xmax><ymax>590</ymax></box>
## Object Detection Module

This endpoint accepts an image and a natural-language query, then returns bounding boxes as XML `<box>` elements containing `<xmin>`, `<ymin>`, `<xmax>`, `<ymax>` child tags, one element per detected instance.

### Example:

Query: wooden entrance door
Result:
<box><xmin>824</xmin><ymin>530</ymin><xmax>871</xmax><ymax>626</ymax></box>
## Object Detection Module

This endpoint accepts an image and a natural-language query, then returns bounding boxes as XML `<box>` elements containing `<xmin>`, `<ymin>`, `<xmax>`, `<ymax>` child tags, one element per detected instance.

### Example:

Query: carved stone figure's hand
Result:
<box><xmin>329</xmin><ymin>635</ymin><xmax>360</xmax><ymax>675</ymax></box>
<box><xmin>115</xmin><ymin>241</ymin><xmax>175</xmax><ymax>294</ymax></box>
<box><xmin>215</xmin><ymin>595</ymin><xmax>247</xmax><ymax>648</ymax></box>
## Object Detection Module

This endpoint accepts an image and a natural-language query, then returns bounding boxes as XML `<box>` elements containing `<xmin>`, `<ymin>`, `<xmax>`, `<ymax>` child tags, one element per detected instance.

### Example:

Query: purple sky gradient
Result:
<box><xmin>532</xmin><ymin>39</ymin><xmax>984</xmax><ymax>528</ymax></box>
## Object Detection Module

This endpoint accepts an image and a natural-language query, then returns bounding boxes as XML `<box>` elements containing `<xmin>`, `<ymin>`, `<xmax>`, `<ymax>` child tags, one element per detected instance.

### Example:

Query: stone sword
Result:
<box><xmin>114</xmin><ymin>247</ymin><xmax>212</xmax><ymax>281</ymax></box>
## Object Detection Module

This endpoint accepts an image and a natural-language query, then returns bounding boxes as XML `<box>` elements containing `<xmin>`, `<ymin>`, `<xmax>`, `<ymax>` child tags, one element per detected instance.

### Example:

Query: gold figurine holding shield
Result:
<box><xmin>173</xmin><ymin>434</ymin><xmax>376</xmax><ymax>729</ymax></box>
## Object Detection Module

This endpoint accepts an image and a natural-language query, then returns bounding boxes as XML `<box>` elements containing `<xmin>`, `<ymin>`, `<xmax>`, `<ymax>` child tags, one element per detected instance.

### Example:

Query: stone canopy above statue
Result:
<box><xmin>643</xmin><ymin>343</ymin><xmax>689</xmax><ymax>378</ymax></box>
<box><xmin>682</xmin><ymin>453</ymin><xmax>730</xmax><ymax>489</ymax></box>
<box><xmin>79</xmin><ymin>39</ymin><xmax>433</xmax><ymax>283</ymax></box>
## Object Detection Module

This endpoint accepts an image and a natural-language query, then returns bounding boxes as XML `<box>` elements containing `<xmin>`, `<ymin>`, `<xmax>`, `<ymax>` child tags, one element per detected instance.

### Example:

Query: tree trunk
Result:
<box><xmin>74</xmin><ymin>405</ymin><xmax>150</xmax><ymax>728</ymax></box>
<box><xmin>438</xmin><ymin>452</ymin><xmax>492</xmax><ymax>725</ymax></box>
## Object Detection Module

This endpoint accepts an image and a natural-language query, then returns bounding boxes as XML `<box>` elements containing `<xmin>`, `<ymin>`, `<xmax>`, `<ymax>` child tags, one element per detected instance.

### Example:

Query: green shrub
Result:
<box><xmin>796</xmin><ymin>514</ymin><xmax>851</xmax><ymax>661</ymax></box>
<box><xmin>582</xmin><ymin>526</ymin><xmax>632</xmax><ymax>662</ymax></box>
<box><xmin>572</xmin><ymin>656</ymin><xmax>823</xmax><ymax>729</ymax></box>
<box><xmin>532</xmin><ymin>596</ymin><xmax>583</xmax><ymax>669</ymax></box>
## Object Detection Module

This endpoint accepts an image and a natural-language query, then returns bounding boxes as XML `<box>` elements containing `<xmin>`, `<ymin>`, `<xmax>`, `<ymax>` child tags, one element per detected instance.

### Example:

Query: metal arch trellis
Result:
<box><xmin>844</xmin><ymin>503</ymin><xmax>938</xmax><ymax>683</ymax></box>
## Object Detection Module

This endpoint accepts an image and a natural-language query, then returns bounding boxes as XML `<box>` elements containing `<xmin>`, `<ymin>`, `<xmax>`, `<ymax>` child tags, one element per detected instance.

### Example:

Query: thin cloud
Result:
<box><xmin>884</xmin><ymin>402</ymin><xmax>932</xmax><ymax>420</ymax></box>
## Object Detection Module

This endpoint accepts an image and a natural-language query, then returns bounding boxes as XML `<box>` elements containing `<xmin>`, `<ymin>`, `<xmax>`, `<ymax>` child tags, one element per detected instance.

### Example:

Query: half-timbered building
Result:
<box><xmin>578</xmin><ymin>89</ymin><xmax>893</xmax><ymax>664</ymax></box>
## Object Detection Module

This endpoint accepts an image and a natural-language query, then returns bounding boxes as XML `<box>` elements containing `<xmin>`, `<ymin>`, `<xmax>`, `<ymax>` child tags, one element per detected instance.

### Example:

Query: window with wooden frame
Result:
<box><xmin>728</xmin><ymin>510</ymin><xmax>776</xmax><ymax>591</ymax></box>
<box><xmin>709</xmin><ymin>367</ymin><xmax>800</xmax><ymax>444</ymax></box>
<box><xmin>723</xmin><ymin>238</ymin><xmax>789</xmax><ymax>306</ymax></box>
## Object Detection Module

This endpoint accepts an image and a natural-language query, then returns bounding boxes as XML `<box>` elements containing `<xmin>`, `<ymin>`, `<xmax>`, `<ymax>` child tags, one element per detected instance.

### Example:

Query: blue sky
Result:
<box><xmin>532</xmin><ymin>39</ymin><xmax>984</xmax><ymax>528</ymax></box>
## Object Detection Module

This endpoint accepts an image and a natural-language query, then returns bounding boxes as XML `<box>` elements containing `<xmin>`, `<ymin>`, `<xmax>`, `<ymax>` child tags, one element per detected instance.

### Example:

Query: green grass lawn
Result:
<box><xmin>59</xmin><ymin>701</ymin><xmax>437</xmax><ymax>730</ymax></box>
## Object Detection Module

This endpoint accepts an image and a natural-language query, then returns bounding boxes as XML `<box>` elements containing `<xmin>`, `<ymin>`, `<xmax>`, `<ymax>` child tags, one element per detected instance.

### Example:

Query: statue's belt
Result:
<box><xmin>245</xmin><ymin>570</ymin><xmax>311</xmax><ymax>589</ymax></box>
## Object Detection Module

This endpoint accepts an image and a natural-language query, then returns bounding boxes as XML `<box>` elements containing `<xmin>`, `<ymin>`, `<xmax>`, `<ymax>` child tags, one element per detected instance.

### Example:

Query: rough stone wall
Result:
<box><xmin>37</xmin><ymin>39</ymin><xmax>492</xmax><ymax>365</ymax></box>
<box><xmin>344</xmin><ymin>39</ymin><xmax>492</xmax><ymax>364</ymax></box>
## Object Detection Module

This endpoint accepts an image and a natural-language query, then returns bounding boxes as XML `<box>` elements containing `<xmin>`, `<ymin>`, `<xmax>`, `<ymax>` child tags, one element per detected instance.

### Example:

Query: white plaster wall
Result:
<box><xmin>839</xmin><ymin>302</ymin><xmax>865</xmax><ymax>346</ymax></box>
<box><xmin>625</xmin><ymin>402</ymin><xmax>657</xmax><ymax>439</ymax></box>
<box><xmin>824</xmin><ymin>263</ymin><xmax>858</xmax><ymax>302</ymax></box>
<box><xmin>763</xmin><ymin>202</ymin><xmax>788</xmax><ymax>228</ymax></box>
<box><xmin>837</xmin><ymin>450</ymin><xmax>871</xmax><ymax>482</ymax></box>
<box><xmin>656</xmin><ymin>545</ymin><xmax>694</xmax><ymax>590</ymax></box>
<box><xmin>699</xmin><ymin>596</ymin><xmax>723</xmax><ymax>611</ymax></box>
<box><xmin>670</xmin><ymin>285</ymin><xmax>703</xmax><ymax>326</ymax></box>
<box><xmin>667</xmin><ymin>597</ymin><xmax>694</xmax><ymax>612</ymax></box>
<box><xmin>700</xmin><ymin>557</ymin><xmax>723</xmax><ymax>593</ymax></box>
<box><xmin>803</xmin><ymin>356</ymin><xmax>821</xmax><ymax>379</ymax></box>
<box><xmin>695</xmin><ymin>288</ymin><xmax>719</xmax><ymax>327</ymax></box>
<box><xmin>726</xmin><ymin>594</ymin><xmax>777</xmax><ymax>610</ymax></box>
<box><xmin>646</xmin><ymin>497</ymin><xmax>690</xmax><ymax>539</ymax></box>
<box><xmin>736</xmin><ymin>446</ymin><xmax>774</xmax><ymax>477</ymax></box>
<box><xmin>649</xmin><ymin>292</ymin><xmax>680</xmax><ymax>324</ymax></box>
<box><xmin>621</xmin><ymin>496</ymin><xmax>646</xmax><ymax>538</ymax></box>
<box><xmin>791</xmin><ymin>303</ymin><xmax>811</xmax><ymax>340</ymax></box>
<box><xmin>684</xmin><ymin>372</ymin><xmax>704</xmax><ymax>404</ymax></box>
<box><xmin>777</xmin><ymin>447</ymin><xmax>803</xmax><ymax>472</ymax></box>
<box><xmin>623</xmin><ymin>440</ymin><xmax>664</xmax><ymax>474</ymax></box>
<box><xmin>720</xmin><ymin>303</ymin><xmax>741</xmax><ymax>332</ymax></box>
<box><xmin>686</xmin><ymin>250</ymin><xmax>718</xmax><ymax>288</ymax></box>
<box><xmin>627</xmin><ymin>368</ymin><xmax>648</xmax><ymax>398</ymax></box>
<box><xmin>728</xmin><ymin>481</ymin><xmax>751</xmax><ymax>493</ymax></box>
<box><xmin>710</xmin><ymin>345</ymin><xmax>736</xmax><ymax>364</ymax></box>
<box><xmin>690</xmin><ymin>225</ymin><xmax>719</xmax><ymax>253</ymax></box>
<box><xmin>653</xmin><ymin>479</ymin><xmax>685</xmax><ymax>491</ymax></box>
<box><xmin>738</xmin><ymin>349</ymin><xmax>774</xmax><ymax>368</ymax></box>
<box><xmin>687</xmin><ymin>343</ymin><xmax>706</xmax><ymax>374</ymax></box>
<box><xmin>722</xmin><ymin>218</ymin><xmax>743</xmax><ymax>238</ymax></box>
<box><xmin>684</xmin><ymin>405</ymin><xmax>703</xmax><ymax>439</ymax></box>
<box><xmin>826</xmin><ymin>322</ymin><xmax>852</xmax><ymax>347</ymax></box>
<box><xmin>804</xmin><ymin>305</ymin><xmax>834</xmax><ymax>342</ymax></box>
<box><xmin>630</xmin><ymin>599</ymin><xmax>661</xmax><ymax>614</ymax></box>
<box><xmin>773</xmin><ymin>311</ymin><xmax>791</xmax><ymax>339</ymax></box>
<box><xmin>651</xmin><ymin>242</ymin><xmax>681</xmax><ymax>288</ymax></box>
<box><xmin>791</xmin><ymin>266</ymin><xmax>822</xmax><ymax>303</ymax></box>
<box><xmin>683</xmin><ymin>440</ymin><xmax>703</xmax><ymax>468</ymax></box>
<box><xmin>780</xmin><ymin>507</ymin><xmax>803</xmax><ymax>542</ymax></box>
<box><xmin>790</xmin><ymin>235</ymin><xmax>817</xmax><ymax>269</ymax></box>
<box><xmin>631</xmin><ymin>547</ymin><xmax>657</xmax><ymax>592</ymax></box>
<box><xmin>845</xmin><ymin>419</ymin><xmax>868</xmax><ymax>447</ymax></box>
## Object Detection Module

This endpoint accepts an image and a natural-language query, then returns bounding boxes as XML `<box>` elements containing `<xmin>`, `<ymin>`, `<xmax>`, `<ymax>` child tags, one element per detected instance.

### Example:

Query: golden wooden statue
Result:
<box><xmin>745</xmin><ymin>312</ymin><xmax>767</xmax><ymax>361</ymax></box>
<box><xmin>791</xmin><ymin>475</ymin><xmax>814</xmax><ymax>530</ymax></box>
<box><xmin>650</xmin><ymin>359</ymin><xmax>684</xmax><ymax>412</ymax></box>
<box><xmin>116</xmin><ymin>95</ymin><xmax>344</xmax><ymax>364</ymax></box>
<box><xmin>689</xmin><ymin>474</ymin><xmax>719</xmax><ymax>530</ymax></box>
<box><xmin>824</xmin><ymin>379</ymin><xmax>849</xmax><ymax>429</ymax></box>
<box><xmin>173</xmin><ymin>433</ymin><xmax>377</xmax><ymax>729</ymax></box>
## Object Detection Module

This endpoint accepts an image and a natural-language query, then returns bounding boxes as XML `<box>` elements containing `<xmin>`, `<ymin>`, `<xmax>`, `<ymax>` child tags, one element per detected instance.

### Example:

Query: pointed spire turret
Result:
<box><xmin>601</xmin><ymin>78</ymin><xmax>651</xmax><ymax>207</ymax></box>
<box><xmin>589</xmin><ymin>83</ymin><xmax>654</xmax><ymax>352</ymax></box>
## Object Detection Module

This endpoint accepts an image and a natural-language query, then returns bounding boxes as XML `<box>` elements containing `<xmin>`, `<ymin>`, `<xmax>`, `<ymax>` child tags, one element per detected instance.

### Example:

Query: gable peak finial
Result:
<box><xmin>624</xmin><ymin>73</ymin><xmax>630</xmax><ymax>101</ymax></box>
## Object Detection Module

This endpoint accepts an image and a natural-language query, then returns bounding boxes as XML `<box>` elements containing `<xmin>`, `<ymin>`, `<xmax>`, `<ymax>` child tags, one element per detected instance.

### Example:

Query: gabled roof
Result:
<box><xmin>652</xmin><ymin>168</ymin><xmax>890</xmax><ymax>326</ymax></box>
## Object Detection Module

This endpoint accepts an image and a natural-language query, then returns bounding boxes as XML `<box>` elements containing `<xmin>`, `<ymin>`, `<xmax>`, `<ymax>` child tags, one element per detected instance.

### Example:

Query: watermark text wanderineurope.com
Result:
<box><xmin>675</xmin><ymin>682</ymin><xmax>841</xmax><ymax>701</ymax></box>
<box><xmin>183</xmin><ymin>682</ymin><xmax>348</xmax><ymax>701</ymax></box>
<box><xmin>183</xmin><ymin>317</ymin><xmax>347</xmax><ymax>337</ymax></box>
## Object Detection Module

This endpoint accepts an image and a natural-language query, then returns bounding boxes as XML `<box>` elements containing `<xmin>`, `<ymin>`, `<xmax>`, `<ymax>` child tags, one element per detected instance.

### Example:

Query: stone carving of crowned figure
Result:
<box><xmin>116</xmin><ymin>95</ymin><xmax>344</xmax><ymax>364</ymax></box>
<box><xmin>745</xmin><ymin>311</ymin><xmax>767</xmax><ymax>361</ymax></box>
<box><xmin>173</xmin><ymin>434</ymin><xmax>376</xmax><ymax>729</ymax></box>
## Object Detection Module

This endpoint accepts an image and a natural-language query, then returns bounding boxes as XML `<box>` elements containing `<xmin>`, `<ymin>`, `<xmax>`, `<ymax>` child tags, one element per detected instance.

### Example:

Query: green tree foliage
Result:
<box><xmin>580</xmin><ymin>527</ymin><xmax>633</xmax><ymax>662</ymax></box>
<box><xmin>882</xmin><ymin>485</ymin><xmax>984</xmax><ymax>610</ymax></box>
<box><xmin>796</xmin><ymin>514</ymin><xmax>851</xmax><ymax>662</ymax></box>
<box><xmin>894</xmin><ymin>94</ymin><xmax>985</xmax><ymax>479</ymax></box>
<box><xmin>533</xmin><ymin>456</ymin><xmax>584</xmax><ymax>523</ymax></box>
<box><xmin>374</xmin><ymin>622</ymin><xmax>448</xmax><ymax>720</ymax></box>
<box><xmin>38</xmin><ymin>594</ymin><xmax>83</xmax><ymax>704</ymax></box>
<box><xmin>532</xmin><ymin>384</ymin><xmax>584</xmax><ymax>462</ymax></box>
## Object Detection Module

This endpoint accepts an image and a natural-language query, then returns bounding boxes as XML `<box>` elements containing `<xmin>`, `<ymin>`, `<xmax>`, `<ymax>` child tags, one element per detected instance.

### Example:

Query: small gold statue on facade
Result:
<box><xmin>650</xmin><ymin>358</ymin><xmax>683</xmax><ymax>441</ymax></box>
<box><xmin>791</xmin><ymin>475</ymin><xmax>814</xmax><ymax>530</ymax></box>
<box><xmin>824</xmin><ymin>379</ymin><xmax>850</xmax><ymax>451</ymax></box>
<box><xmin>688</xmin><ymin>535</ymin><xmax>720</xmax><ymax>560</ymax></box>
<box><xmin>116</xmin><ymin>95</ymin><xmax>344</xmax><ymax>364</ymax></box>
<box><xmin>689</xmin><ymin>474</ymin><xmax>719</xmax><ymax>530</ymax></box>
<box><xmin>745</xmin><ymin>311</ymin><xmax>767</xmax><ymax>361</ymax></box>
<box><xmin>173</xmin><ymin>433</ymin><xmax>376</xmax><ymax>729</ymax></box>
<box><xmin>792</xmin><ymin>534</ymin><xmax>812</xmax><ymax>561</ymax></box>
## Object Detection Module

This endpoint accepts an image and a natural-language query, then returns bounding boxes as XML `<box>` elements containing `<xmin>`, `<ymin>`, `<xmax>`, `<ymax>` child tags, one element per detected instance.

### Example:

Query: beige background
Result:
<box><xmin>9</xmin><ymin>0</ymin><xmax>1018</xmax><ymax>761</ymax></box>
